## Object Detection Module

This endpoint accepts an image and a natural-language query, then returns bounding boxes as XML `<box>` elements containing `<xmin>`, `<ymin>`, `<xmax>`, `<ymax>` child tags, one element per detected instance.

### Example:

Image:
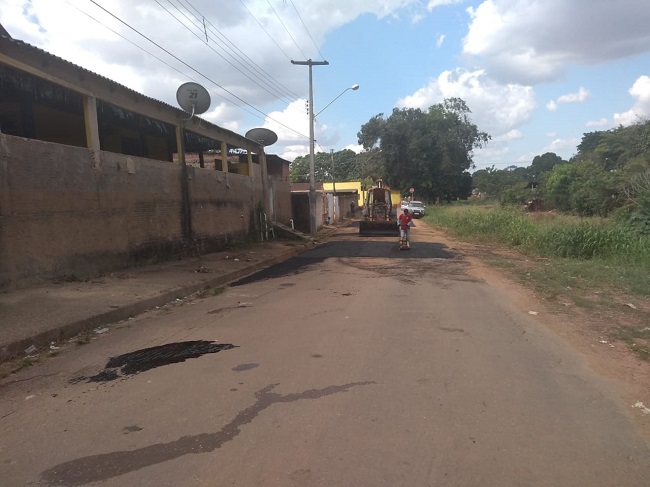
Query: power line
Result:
<box><xmin>157</xmin><ymin>0</ymin><xmax>295</xmax><ymax>105</ymax></box>
<box><xmin>175</xmin><ymin>0</ymin><xmax>301</xmax><ymax>101</ymax></box>
<box><xmin>183</xmin><ymin>0</ymin><xmax>300</xmax><ymax>99</ymax></box>
<box><xmin>238</xmin><ymin>0</ymin><xmax>294</xmax><ymax>62</ymax></box>
<box><xmin>288</xmin><ymin>0</ymin><xmax>324</xmax><ymax>60</ymax></box>
<box><xmin>64</xmin><ymin>1</ymin><xmax>257</xmax><ymax>112</ymax></box>
<box><xmin>85</xmin><ymin>0</ymin><xmax>308</xmax><ymax>139</ymax></box>
<box><xmin>266</xmin><ymin>0</ymin><xmax>309</xmax><ymax>59</ymax></box>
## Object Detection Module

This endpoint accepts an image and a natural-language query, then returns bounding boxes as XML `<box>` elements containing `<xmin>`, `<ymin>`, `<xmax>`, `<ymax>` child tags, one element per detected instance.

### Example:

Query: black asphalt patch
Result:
<box><xmin>231</xmin><ymin>239</ymin><xmax>455</xmax><ymax>286</ymax></box>
<box><xmin>70</xmin><ymin>341</ymin><xmax>237</xmax><ymax>383</ymax></box>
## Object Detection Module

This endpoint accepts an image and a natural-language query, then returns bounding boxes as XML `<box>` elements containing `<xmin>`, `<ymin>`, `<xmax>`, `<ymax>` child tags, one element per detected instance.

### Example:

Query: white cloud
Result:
<box><xmin>613</xmin><ymin>75</ymin><xmax>650</xmax><ymax>126</ymax></box>
<box><xmin>428</xmin><ymin>0</ymin><xmax>464</xmax><ymax>10</ymax></box>
<box><xmin>544</xmin><ymin>137</ymin><xmax>580</xmax><ymax>155</ymax></box>
<box><xmin>435</xmin><ymin>33</ymin><xmax>446</xmax><ymax>48</ymax></box>
<box><xmin>546</xmin><ymin>87</ymin><xmax>589</xmax><ymax>112</ymax></box>
<box><xmin>280</xmin><ymin>145</ymin><xmax>308</xmax><ymax>162</ymax></box>
<box><xmin>396</xmin><ymin>68</ymin><xmax>535</xmax><ymax>138</ymax></box>
<box><xmin>546</xmin><ymin>131</ymin><xmax>557</xmax><ymax>137</ymax></box>
<box><xmin>463</xmin><ymin>0</ymin><xmax>650</xmax><ymax>84</ymax></box>
<box><xmin>345</xmin><ymin>144</ymin><xmax>364</xmax><ymax>153</ymax></box>
<box><xmin>586</xmin><ymin>118</ymin><xmax>609</xmax><ymax>128</ymax></box>
<box><xmin>493</xmin><ymin>129</ymin><xmax>523</xmax><ymax>142</ymax></box>
<box><xmin>263</xmin><ymin>99</ymin><xmax>310</xmax><ymax>145</ymax></box>
<box><xmin>396</xmin><ymin>69</ymin><xmax>536</xmax><ymax>169</ymax></box>
<box><xmin>557</xmin><ymin>87</ymin><xmax>589</xmax><ymax>104</ymax></box>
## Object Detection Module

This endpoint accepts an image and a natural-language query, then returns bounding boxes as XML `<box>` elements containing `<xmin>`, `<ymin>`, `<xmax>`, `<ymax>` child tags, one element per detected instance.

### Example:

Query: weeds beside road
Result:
<box><xmin>425</xmin><ymin>204</ymin><xmax>650</xmax><ymax>360</ymax></box>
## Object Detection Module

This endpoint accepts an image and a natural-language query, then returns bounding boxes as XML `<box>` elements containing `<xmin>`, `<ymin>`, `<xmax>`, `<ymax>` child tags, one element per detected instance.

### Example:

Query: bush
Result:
<box><xmin>427</xmin><ymin>205</ymin><xmax>650</xmax><ymax>267</ymax></box>
<box><xmin>500</xmin><ymin>186</ymin><xmax>536</xmax><ymax>206</ymax></box>
<box><xmin>543</xmin><ymin>161</ymin><xmax>621</xmax><ymax>216</ymax></box>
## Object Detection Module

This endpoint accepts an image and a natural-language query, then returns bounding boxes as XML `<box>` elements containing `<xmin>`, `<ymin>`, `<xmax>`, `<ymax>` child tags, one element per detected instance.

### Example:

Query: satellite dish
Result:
<box><xmin>176</xmin><ymin>82</ymin><xmax>211</xmax><ymax>117</ymax></box>
<box><xmin>245</xmin><ymin>127</ymin><xmax>278</xmax><ymax>146</ymax></box>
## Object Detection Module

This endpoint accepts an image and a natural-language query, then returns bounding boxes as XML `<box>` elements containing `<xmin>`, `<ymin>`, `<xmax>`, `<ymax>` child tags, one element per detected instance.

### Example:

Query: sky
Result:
<box><xmin>2</xmin><ymin>0</ymin><xmax>650</xmax><ymax>171</ymax></box>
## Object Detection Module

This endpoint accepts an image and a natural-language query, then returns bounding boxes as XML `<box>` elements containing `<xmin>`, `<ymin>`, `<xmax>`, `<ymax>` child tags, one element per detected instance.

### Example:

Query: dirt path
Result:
<box><xmin>412</xmin><ymin>221</ymin><xmax>650</xmax><ymax>439</ymax></box>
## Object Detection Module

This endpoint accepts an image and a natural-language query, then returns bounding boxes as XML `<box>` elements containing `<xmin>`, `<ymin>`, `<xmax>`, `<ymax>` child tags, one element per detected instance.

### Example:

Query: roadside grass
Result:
<box><xmin>611</xmin><ymin>326</ymin><xmax>650</xmax><ymax>361</ymax></box>
<box><xmin>0</xmin><ymin>355</ymin><xmax>42</xmax><ymax>380</ymax></box>
<box><xmin>426</xmin><ymin>205</ymin><xmax>650</xmax><ymax>296</ymax></box>
<box><xmin>426</xmin><ymin>204</ymin><xmax>650</xmax><ymax>357</ymax></box>
<box><xmin>195</xmin><ymin>286</ymin><xmax>226</xmax><ymax>299</ymax></box>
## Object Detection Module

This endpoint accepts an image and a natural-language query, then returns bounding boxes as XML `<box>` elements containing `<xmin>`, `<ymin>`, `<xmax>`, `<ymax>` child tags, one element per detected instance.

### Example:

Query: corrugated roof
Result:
<box><xmin>0</xmin><ymin>23</ymin><xmax>11</xmax><ymax>38</ymax></box>
<box><xmin>0</xmin><ymin>33</ymin><xmax>259</xmax><ymax>147</ymax></box>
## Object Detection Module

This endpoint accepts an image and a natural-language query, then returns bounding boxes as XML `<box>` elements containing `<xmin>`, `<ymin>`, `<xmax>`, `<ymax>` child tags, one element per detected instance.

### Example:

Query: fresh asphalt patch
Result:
<box><xmin>231</xmin><ymin>239</ymin><xmax>455</xmax><ymax>286</ymax></box>
<box><xmin>69</xmin><ymin>341</ymin><xmax>237</xmax><ymax>383</ymax></box>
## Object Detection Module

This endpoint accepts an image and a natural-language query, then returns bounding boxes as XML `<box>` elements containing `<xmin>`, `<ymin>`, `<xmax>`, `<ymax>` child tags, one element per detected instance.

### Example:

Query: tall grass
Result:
<box><xmin>427</xmin><ymin>205</ymin><xmax>650</xmax><ymax>268</ymax></box>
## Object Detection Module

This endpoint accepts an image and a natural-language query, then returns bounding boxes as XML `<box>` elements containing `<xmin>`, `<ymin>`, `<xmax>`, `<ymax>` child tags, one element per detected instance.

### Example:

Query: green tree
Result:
<box><xmin>331</xmin><ymin>149</ymin><xmax>360</xmax><ymax>181</ymax></box>
<box><xmin>543</xmin><ymin>162</ymin><xmax>620</xmax><ymax>216</ymax></box>
<box><xmin>529</xmin><ymin>152</ymin><xmax>566</xmax><ymax>179</ymax></box>
<box><xmin>289</xmin><ymin>150</ymin><xmax>354</xmax><ymax>183</ymax></box>
<box><xmin>472</xmin><ymin>166</ymin><xmax>526</xmax><ymax>198</ymax></box>
<box><xmin>357</xmin><ymin>98</ymin><xmax>490</xmax><ymax>202</ymax></box>
<box><xmin>289</xmin><ymin>152</ymin><xmax>329</xmax><ymax>183</ymax></box>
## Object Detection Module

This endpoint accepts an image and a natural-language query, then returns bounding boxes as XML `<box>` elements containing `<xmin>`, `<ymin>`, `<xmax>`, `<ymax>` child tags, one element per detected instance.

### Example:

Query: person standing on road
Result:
<box><xmin>398</xmin><ymin>208</ymin><xmax>413</xmax><ymax>247</ymax></box>
<box><xmin>350</xmin><ymin>201</ymin><xmax>356</xmax><ymax>217</ymax></box>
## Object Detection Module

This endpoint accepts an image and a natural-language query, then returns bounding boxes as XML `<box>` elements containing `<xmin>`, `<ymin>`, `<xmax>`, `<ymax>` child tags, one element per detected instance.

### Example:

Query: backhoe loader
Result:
<box><xmin>359</xmin><ymin>179</ymin><xmax>399</xmax><ymax>237</ymax></box>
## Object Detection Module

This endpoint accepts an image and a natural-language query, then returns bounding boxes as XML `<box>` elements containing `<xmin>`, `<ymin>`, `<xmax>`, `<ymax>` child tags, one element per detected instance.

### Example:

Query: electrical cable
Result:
<box><xmin>180</xmin><ymin>0</ymin><xmax>301</xmax><ymax>101</ymax></box>
<box><xmin>157</xmin><ymin>0</ymin><xmax>295</xmax><ymax>105</ymax></box>
<box><xmin>85</xmin><ymin>0</ymin><xmax>308</xmax><ymax>139</ymax></box>
<box><xmin>64</xmin><ymin>1</ymin><xmax>257</xmax><ymax>113</ymax></box>
<box><xmin>288</xmin><ymin>0</ymin><xmax>324</xmax><ymax>60</ymax></box>
<box><xmin>265</xmin><ymin>0</ymin><xmax>309</xmax><ymax>59</ymax></box>
<box><xmin>238</xmin><ymin>0</ymin><xmax>294</xmax><ymax>62</ymax></box>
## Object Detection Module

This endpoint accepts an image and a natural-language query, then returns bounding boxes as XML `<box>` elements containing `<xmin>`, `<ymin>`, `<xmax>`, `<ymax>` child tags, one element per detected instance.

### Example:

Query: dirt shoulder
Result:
<box><xmin>415</xmin><ymin>220</ymin><xmax>650</xmax><ymax>439</ymax></box>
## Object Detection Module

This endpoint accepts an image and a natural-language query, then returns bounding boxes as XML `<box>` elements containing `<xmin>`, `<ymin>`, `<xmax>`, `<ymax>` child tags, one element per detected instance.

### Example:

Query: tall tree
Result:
<box><xmin>289</xmin><ymin>149</ymin><xmax>365</xmax><ymax>183</ymax></box>
<box><xmin>357</xmin><ymin>98</ymin><xmax>490</xmax><ymax>201</ymax></box>
<box><xmin>529</xmin><ymin>152</ymin><xmax>566</xmax><ymax>178</ymax></box>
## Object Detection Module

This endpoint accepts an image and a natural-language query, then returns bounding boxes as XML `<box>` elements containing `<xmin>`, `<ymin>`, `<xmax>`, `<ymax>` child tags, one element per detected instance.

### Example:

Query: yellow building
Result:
<box><xmin>323</xmin><ymin>181</ymin><xmax>402</xmax><ymax>207</ymax></box>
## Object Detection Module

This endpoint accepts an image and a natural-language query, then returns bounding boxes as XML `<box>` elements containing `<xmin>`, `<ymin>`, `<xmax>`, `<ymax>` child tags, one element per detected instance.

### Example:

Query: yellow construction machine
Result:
<box><xmin>359</xmin><ymin>179</ymin><xmax>399</xmax><ymax>237</ymax></box>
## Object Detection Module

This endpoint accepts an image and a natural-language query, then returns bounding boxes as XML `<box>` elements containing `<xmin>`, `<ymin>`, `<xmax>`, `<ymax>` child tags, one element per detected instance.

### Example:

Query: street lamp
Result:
<box><xmin>291</xmin><ymin>58</ymin><xmax>359</xmax><ymax>236</ymax></box>
<box><xmin>291</xmin><ymin>59</ymin><xmax>329</xmax><ymax>237</ymax></box>
<box><xmin>315</xmin><ymin>84</ymin><xmax>360</xmax><ymax>118</ymax></box>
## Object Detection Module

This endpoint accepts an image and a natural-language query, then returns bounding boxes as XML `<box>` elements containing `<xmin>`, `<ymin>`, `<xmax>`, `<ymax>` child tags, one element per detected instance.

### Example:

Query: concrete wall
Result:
<box><xmin>268</xmin><ymin>178</ymin><xmax>292</xmax><ymax>226</ymax></box>
<box><xmin>339</xmin><ymin>194</ymin><xmax>358</xmax><ymax>218</ymax></box>
<box><xmin>0</xmin><ymin>134</ymin><xmax>265</xmax><ymax>290</ymax></box>
<box><xmin>324</xmin><ymin>181</ymin><xmax>363</xmax><ymax>207</ymax></box>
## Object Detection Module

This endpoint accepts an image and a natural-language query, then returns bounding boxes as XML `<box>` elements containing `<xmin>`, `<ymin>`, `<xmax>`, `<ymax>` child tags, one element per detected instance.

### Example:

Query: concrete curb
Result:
<box><xmin>1</xmin><ymin>245</ymin><xmax>312</xmax><ymax>364</ymax></box>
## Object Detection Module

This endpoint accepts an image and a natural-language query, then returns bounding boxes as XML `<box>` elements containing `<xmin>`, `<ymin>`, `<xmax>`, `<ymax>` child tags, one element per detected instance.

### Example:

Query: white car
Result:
<box><xmin>407</xmin><ymin>201</ymin><xmax>425</xmax><ymax>217</ymax></box>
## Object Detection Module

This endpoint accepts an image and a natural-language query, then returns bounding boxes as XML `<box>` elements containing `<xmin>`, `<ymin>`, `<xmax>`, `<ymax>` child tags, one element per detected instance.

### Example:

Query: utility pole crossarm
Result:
<box><xmin>291</xmin><ymin>60</ymin><xmax>330</xmax><ymax>66</ymax></box>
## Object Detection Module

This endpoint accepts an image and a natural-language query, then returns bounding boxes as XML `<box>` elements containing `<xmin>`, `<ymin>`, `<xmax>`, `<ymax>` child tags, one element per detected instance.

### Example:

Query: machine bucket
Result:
<box><xmin>359</xmin><ymin>221</ymin><xmax>400</xmax><ymax>237</ymax></box>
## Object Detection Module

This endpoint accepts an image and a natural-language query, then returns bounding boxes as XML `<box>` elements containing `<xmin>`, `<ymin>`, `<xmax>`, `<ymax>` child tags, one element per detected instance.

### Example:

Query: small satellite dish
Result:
<box><xmin>245</xmin><ymin>127</ymin><xmax>278</xmax><ymax>146</ymax></box>
<box><xmin>176</xmin><ymin>82</ymin><xmax>211</xmax><ymax>117</ymax></box>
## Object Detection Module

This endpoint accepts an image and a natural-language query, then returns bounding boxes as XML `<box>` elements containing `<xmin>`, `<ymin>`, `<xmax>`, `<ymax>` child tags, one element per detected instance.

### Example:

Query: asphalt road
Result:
<box><xmin>1</xmin><ymin>223</ymin><xmax>649</xmax><ymax>486</ymax></box>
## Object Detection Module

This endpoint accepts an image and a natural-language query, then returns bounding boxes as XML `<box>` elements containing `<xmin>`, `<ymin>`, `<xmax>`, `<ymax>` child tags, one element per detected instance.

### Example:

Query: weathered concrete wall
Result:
<box><xmin>0</xmin><ymin>134</ymin><xmax>265</xmax><ymax>290</ymax></box>
<box><xmin>188</xmin><ymin>167</ymin><xmax>262</xmax><ymax>252</ymax></box>
<box><xmin>269</xmin><ymin>178</ymin><xmax>292</xmax><ymax>226</ymax></box>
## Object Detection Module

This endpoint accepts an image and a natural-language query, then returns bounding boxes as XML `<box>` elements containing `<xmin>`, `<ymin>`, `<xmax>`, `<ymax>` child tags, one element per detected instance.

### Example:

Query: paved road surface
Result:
<box><xmin>1</xmin><ymin>222</ymin><xmax>649</xmax><ymax>486</ymax></box>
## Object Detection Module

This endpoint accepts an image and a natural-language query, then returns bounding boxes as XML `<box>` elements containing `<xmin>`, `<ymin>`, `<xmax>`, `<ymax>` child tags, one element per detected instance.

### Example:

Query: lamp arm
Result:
<box><xmin>315</xmin><ymin>88</ymin><xmax>351</xmax><ymax>117</ymax></box>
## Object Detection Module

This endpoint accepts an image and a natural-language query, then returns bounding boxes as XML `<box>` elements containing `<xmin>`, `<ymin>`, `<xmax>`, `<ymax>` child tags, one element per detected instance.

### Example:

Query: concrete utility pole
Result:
<box><xmin>331</xmin><ymin>149</ymin><xmax>336</xmax><ymax>222</ymax></box>
<box><xmin>291</xmin><ymin>59</ymin><xmax>329</xmax><ymax>237</ymax></box>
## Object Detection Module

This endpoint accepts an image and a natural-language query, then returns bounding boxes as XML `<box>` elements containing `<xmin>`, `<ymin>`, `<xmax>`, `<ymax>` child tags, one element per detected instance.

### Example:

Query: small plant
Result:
<box><xmin>212</xmin><ymin>286</ymin><xmax>226</xmax><ymax>296</ymax></box>
<box><xmin>76</xmin><ymin>334</ymin><xmax>91</xmax><ymax>345</ymax></box>
<box><xmin>17</xmin><ymin>356</ymin><xmax>38</xmax><ymax>370</ymax></box>
<box><xmin>195</xmin><ymin>286</ymin><xmax>226</xmax><ymax>299</ymax></box>
<box><xmin>611</xmin><ymin>326</ymin><xmax>650</xmax><ymax>360</ymax></box>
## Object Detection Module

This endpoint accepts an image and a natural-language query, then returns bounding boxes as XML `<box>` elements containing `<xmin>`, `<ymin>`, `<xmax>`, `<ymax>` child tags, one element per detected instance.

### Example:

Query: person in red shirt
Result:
<box><xmin>398</xmin><ymin>208</ymin><xmax>413</xmax><ymax>248</ymax></box>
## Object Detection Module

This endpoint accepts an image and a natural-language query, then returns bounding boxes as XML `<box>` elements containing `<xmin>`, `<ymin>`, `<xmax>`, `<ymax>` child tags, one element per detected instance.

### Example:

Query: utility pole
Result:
<box><xmin>291</xmin><ymin>59</ymin><xmax>329</xmax><ymax>237</ymax></box>
<box><xmin>331</xmin><ymin>149</ymin><xmax>336</xmax><ymax>222</ymax></box>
